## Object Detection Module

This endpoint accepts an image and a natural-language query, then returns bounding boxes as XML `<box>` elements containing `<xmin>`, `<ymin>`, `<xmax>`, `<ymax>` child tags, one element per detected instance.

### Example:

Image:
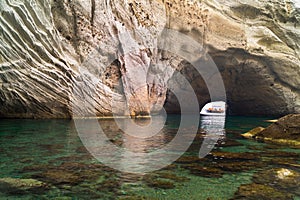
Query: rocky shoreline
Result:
<box><xmin>242</xmin><ymin>114</ymin><xmax>300</xmax><ymax>147</ymax></box>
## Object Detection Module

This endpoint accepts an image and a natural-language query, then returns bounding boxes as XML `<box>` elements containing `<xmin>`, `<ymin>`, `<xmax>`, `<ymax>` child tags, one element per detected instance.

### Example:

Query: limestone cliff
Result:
<box><xmin>0</xmin><ymin>0</ymin><xmax>299</xmax><ymax>118</ymax></box>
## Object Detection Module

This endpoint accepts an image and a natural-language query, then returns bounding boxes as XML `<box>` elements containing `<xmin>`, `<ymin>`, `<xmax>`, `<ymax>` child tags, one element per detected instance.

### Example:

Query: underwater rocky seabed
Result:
<box><xmin>0</xmin><ymin>116</ymin><xmax>299</xmax><ymax>200</ymax></box>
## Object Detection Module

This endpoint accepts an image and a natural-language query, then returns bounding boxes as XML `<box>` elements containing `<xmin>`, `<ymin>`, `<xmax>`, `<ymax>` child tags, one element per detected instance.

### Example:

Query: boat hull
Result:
<box><xmin>200</xmin><ymin>101</ymin><xmax>226</xmax><ymax>116</ymax></box>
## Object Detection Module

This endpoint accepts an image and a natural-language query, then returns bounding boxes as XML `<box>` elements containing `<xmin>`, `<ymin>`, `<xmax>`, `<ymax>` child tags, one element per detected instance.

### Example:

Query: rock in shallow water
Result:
<box><xmin>0</xmin><ymin>177</ymin><xmax>49</xmax><ymax>194</ymax></box>
<box><xmin>232</xmin><ymin>183</ymin><xmax>294</xmax><ymax>200</ymax></box>
<box><xmin>257</xmin><ymin>114</ymin><xmax>300</xmax><ymax>140</ymax></box>
<box><xmin>233</xmin><ymin>168</ymin><xmax>300</xmax><ymax>199</ymax></box>
<box><xmin>242</xmin><ymin>114</ymin><xmax>300</xmax><ymax>146</ymax></box>
<box><xmin>253</xmin><ymin>168</ymin><xmax>300</xmax><ymax>196</ymax></box>
<box><xmin>0</xmin><ymin>0</ymin><xmax>300</xmax><ymax>118</ymax></box>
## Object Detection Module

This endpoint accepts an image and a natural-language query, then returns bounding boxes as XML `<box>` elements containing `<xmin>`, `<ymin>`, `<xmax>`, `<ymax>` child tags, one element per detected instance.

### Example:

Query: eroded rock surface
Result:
<box><xmin>255</xmin><ymin>114</ymin><xmax>300</xmax><ymax>147</ymax></box>
<box><xmin>242</xmin><ymin>114</ymin><xmax>300</xmax><ymax>146</ymax></box>
<box><xmin>0</xmin><ymin>0</ymin><xmax>299</xmax><ymax>118</ymax></box>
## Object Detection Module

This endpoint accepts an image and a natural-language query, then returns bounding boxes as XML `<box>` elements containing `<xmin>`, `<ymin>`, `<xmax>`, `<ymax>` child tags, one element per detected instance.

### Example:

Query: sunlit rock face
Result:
<box><xmin>163</xmin><ymin>0</ymin><xmax>300</xmax><ymax>116</ymax></box>
<box><xmin>0</xmin><ymin>0</ymin><xmax>299</xmax><ymax>118</ymax></box>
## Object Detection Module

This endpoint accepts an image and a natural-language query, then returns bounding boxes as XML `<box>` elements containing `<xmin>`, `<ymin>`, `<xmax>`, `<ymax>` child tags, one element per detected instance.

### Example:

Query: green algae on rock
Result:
<box><xmin>253</xmin><ymin>168</ymin><xmax>300</xmax><ymax>196</ymax></box>
<box><xmin>143</xmin><ymin>172</ymin><xmax>189</xmax><ymax>189</ymax></box>
<box><xmin>0</xmin><ymin>178</ymin><xmax>49</xmax><ymax>194</ymax></box>
<box><xmin>233</xmin><ymin>167</ymin><xmax>300</xmax><ymax>199</ymax></box>
<box><xmin>183</xmin><ymin>164</ymin><xmax>224</xmax><ymax>178</ymax></box>
<box><xmin>232</xmin><ymin>183</ymin><xmax>294</xmax><ymax>200</ymax></box>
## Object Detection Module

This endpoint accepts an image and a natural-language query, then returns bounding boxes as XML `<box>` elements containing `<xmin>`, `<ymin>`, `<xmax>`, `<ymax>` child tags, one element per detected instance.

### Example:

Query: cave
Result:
<box><xmin>164</xmin><ymin>49</ymin><xmax>295</xmax><ymax>116</ymax></box>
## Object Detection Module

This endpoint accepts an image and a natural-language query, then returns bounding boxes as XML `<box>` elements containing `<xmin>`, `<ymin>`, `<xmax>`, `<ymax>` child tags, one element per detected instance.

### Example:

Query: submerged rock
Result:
<box><xmin>233</xmin><ymin>167</ymin><xmax>300</xmax><ymax>199</ymax></box>
<box><xmin>143</xmin><ymin>174</ymin><xmax>175</xmax><ymax>189</ymax></box>
<box><xmin>143</xmin><ymin>171</ymin><xmax>189</xmax><ymax>189</ymax></box>
<box><xmin>0</xmin><ymin>177</ymin><xmax>49</xmax><ymax>194</ymax></box>
<box><xmin>184</xmin><ymin>164</ymin><xmax>224</xmax><ymax>178</ymax></box>
<box><xmin>261</xmin><ymin>151</ymin><xmax>300</xmax><ymax>159</ymax></box>
<box><xmin>253</xmin><ymin>168</ymin><xmax>300</xmax><ymax>196</ymax></box>
<box><xmin>27</xmin><ymin>162</ymin><xmax>109</xmax><ymax>187</ymax></box>
<box><xmin>215</xmin><ymin>161</ymin><xmax>267</xmax><ymax>172</ymax></box>
<box><xmin>232</xmin><ymin>183</ymin><xmax>294</xmax><ymax>200</ymax></box>
<box><xmin>145</xmin><ymin>179</ymin><xmax>175</xmax><ymax>189</ymax></box>
<box><xmin>177</xmin><ymin>151</ymin><xmax>267</xmax><ymax>176</ymax></box>
<box><xmin>208</xmin><ymin>151</ymin><xmax>267</xmax><ymax>172</ymax></box>
<box><xmin>175</xmin><ymin>156</ymin><xmax>203</xmax><ymax>164</ymax></box>
<box><xmin>34</xmin><ymin>170</ymin><xmax>82</xmax><ymax>185</ymax></box>
<box><xmin>264</xmin><ymin>152</ymin><xmax>300</xmax><ymax>168</ymax></box>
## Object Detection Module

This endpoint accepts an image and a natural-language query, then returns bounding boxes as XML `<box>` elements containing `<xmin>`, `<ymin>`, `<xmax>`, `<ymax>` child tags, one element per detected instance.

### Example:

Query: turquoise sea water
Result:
<box><xmin>0</xmin><ymin>116</ymin><xmax>299</xmax><ymax>199</ymax></box>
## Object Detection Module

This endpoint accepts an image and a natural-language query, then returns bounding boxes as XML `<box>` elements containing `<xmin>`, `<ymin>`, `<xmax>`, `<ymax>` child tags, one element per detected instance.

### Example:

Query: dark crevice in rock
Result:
<box><xmin>69</xmin><ymin>3</ymin><xmax>82</xmax><ymax>63</ymax></box>
<box><xmin>91</xmin><ymin>0</ymin><xmax>96</xmax><ymax>28</ymax></box>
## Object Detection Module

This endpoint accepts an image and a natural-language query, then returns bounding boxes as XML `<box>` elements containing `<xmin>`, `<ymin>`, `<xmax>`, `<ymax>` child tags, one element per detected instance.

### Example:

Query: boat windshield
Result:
<box><xmin>206</xmin><ymin>107</ymin><xmax>224</xmax><ymax>113</ymax></box>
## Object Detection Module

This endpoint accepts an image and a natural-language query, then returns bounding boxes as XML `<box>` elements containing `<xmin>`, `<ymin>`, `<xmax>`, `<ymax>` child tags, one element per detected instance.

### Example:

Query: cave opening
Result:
<box><xmin>163</xmin><ymin>53</ymin><xmax>292</xmax><ymax>117</ymax></box>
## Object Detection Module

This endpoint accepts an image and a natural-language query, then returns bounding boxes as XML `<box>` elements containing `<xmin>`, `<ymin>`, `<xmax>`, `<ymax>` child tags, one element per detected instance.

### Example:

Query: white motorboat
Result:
<box><xmin>200</xmin><ymin>101</ymin><xmax>226</xmax><ymax>116</ymax></box>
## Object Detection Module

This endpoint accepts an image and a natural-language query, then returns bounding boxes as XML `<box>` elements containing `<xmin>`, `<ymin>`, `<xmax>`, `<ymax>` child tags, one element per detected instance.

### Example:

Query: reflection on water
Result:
<box><xmin>199</xmin><ymin>116</ymin><xmax>226</xmax><ymax>158</ymax></box>
<box><xmin>99</xmin><ymin>117</ymin><xmax>169</xmax><ymax>173</ymax></box>
<box><xmin>75</xmin><ymin>114</ymin><xmax>198</xmax><ymax>173</ymax></box>
<box><xmin>0</xmin><ymin>116</ymin><xmax>299</xmax><ymax>199</ymax></box>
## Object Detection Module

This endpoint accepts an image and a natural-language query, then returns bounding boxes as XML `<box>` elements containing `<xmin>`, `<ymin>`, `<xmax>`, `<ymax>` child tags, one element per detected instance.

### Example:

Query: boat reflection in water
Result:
<box><xmin>199</xmin><ymin>115</ymin><xmax>226</xmax><ymax>158</ymax></box>
<box><xmin>76</xmin><ymin>114</ymin><xmax>199</xmax><ymax>173</ymax></box>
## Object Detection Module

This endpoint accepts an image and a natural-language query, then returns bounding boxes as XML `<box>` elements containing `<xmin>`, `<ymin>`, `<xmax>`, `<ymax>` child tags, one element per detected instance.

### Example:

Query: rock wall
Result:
<box><xmin>164</xmin><ymin>0</ymin><xmax>300</xmax><ymax>115</ymax></box>
<box><xmin>0</xmin><ymin>0</ymin><xmax>299</xmax><ymax>118</ymax></box>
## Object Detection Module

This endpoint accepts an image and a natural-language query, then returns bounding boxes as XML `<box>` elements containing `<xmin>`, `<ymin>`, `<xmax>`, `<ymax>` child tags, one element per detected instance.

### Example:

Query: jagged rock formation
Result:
<box><xmin>0</xmin><ymin>0</ymin><xmax>299</xmax><ymax>118</ymax></box>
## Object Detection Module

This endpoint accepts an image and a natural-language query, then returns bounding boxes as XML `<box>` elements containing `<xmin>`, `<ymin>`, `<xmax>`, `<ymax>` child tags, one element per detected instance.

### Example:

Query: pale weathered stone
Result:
<box><xmin>241</xmin><ymin>126</ymin><xmax>265</xmax><ymax>139</ymax></box>
<box><xmin>243</xmin><ymin>114</ymin><xmax>300</xmax><ymax>146</ymax></box>
<box><xmin>0</xmin><ymin>0</ymin><xmax>299</xmax><ymax>118</ymax></box>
